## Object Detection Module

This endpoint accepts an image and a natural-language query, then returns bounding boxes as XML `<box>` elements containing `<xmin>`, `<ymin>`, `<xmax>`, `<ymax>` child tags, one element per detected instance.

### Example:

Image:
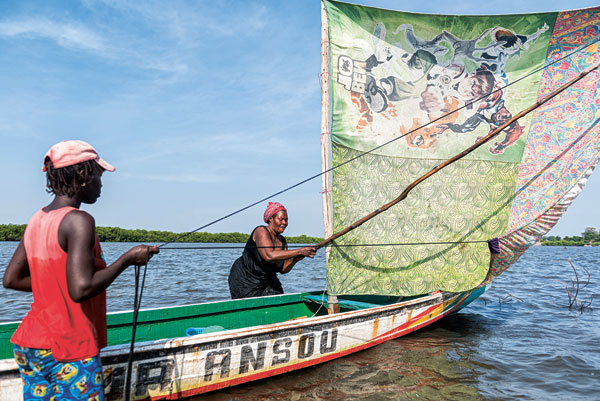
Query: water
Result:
<box><xmin>1</xmin><ymin>242</ymin><xmax>598</xmax><ymax>400</ymax></box>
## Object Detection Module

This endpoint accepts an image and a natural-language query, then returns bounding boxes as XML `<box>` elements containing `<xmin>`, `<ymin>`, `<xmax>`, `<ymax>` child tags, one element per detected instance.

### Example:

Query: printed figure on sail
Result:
<box><xmin>336</xmin><ymin>20</ymin><xmax>549</xmax><ymax>154</ymax></box>
<box><xmin>326</xmin><ymin>1</ymin><xmax>600</xmax><ymax>297</ymax></box>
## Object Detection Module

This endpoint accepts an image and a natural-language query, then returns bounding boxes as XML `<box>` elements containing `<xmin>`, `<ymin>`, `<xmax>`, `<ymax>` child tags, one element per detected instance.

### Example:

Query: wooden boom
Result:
<box><xmin>315</xmin><ymin>62</ymin><xmax>600</xmax><ymax>250</ymax></box>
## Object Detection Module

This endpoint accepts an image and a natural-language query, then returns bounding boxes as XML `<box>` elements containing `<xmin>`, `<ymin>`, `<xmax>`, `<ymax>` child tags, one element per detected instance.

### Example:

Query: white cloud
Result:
<box><xmin>0</xmin><ymin>2</ymin><xmax>272</xmax><ymax>80</ymax></box>
<box><xmin>83</xmin><ymin>0</ymin><xmax>268</xmax><ymax>40</ymax></box>
<box><xmin>0</xmin><ymin>18</ymin><xmax>105</xmax><ymax>51</ymax></box>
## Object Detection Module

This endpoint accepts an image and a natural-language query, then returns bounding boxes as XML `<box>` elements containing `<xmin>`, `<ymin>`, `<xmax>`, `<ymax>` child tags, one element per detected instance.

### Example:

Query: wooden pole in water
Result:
<box><xmin>320</xmin><ymin>0</ymin><xmax>339</xmax><ymax>313</ymax></box>
<box><xmin>314</xmin><ymin>62</ymin><xmax>600</xmax><ymax>250</ymax></box>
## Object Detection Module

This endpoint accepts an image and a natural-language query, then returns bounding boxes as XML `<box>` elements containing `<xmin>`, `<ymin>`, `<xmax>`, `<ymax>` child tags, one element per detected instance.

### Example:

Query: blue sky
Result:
<box><xmin>0</xmin><ymin>0</ymin><xmax>598</xmax><ymax>238</ymax></box>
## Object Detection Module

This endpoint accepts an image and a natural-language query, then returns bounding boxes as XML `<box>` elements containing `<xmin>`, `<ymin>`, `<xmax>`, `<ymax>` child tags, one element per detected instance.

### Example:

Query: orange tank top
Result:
<box><xmin>11</xmin><ymin>207</ymin><xmax>108</xmax><ymax>361</ymax></box>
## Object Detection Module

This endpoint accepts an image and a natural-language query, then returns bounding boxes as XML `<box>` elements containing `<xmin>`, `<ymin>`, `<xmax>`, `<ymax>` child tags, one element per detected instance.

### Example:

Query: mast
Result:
<box><xmin>320</xmin><ymin>1</ymin><xmax>332</xmax><ymax>253</ymax></box>
<box><xmin>320</xmin><ymin>0</ymin><xmax>338</xmax><ymax>313</ymax></box>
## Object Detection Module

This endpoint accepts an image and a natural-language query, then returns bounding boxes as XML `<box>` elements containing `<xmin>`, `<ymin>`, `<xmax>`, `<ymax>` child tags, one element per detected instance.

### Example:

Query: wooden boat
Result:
<box><xmin>2</xmin><ymin>1</ymin><xmax>599</xmax><ymax>400</ymax></box>
<box><xmin>0</xmin><ymin>288</ymin><xmax>484</xmax><ymax>400</ymax></box>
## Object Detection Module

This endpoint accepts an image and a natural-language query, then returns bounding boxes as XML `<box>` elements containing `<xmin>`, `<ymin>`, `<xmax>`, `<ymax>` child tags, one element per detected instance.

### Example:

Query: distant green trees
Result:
<box><xmin>541</xmin><ymin>227</ymin><xmax>599</xmax><ymax>246</ymax></box>
<box><xmin>0</xmin><ymin>224</ymin><xmax>25</xmax><ymax>241</ymax></box>
<box><xmin>4</xmin><ymin>222</ymin><xmax>600</xmax><ymax>246</ymax></box>
<box><xmin>0</xmin><ymin>224</ymin><xmax>323</xmax><ymax>244</ymax></box>
<box><xmin>94</xmin><ymin>226</ymin><xmax>252</xmax><ymax>243</ymax></box>
<box><xmin>3</xmin><ymin>222</ymin><xmax>600</xmax><ymax>246</ymax></box>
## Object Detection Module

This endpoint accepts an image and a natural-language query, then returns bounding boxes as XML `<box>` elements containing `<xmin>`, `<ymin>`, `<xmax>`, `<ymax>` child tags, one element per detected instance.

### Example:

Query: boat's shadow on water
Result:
<box><xmin>200</xmin><ymin>313</ymin><xmax>497</xmax><ymax>401</ymax></box>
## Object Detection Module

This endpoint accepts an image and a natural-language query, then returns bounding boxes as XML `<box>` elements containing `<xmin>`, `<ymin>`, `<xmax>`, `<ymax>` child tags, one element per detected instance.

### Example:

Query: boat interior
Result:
<box><xmin>0</xmin><ymin>291</ymin><xmax>422</xmax><ymax>359</ymax></box>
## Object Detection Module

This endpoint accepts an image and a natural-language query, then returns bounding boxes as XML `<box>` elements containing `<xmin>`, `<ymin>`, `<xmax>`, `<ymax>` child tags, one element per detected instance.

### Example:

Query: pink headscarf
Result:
<box><xmin>263</xmin><ymin>202</ymin><xmax>287</xmax><ymax>223</ymax></box>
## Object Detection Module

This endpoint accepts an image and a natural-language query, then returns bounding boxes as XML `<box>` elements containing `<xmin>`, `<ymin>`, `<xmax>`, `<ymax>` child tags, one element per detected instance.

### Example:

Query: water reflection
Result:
<box><xmin>200</xmin><ymin>316</ymin><xmax>489</xmax><ymax>401</ymax></box>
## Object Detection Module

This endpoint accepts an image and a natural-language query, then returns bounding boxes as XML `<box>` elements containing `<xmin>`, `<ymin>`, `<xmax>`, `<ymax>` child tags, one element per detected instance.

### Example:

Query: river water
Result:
<box><xmin>1</xmin><ymin>242</ymin><xmax>598</xmax><ymax>400</ymax></box>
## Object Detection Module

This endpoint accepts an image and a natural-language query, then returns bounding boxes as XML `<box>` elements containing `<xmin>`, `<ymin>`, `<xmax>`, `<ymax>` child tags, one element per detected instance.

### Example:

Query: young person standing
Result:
<box><xmin>3</xmin><ymin>140</ymin><xmax>159</xmax><ymax>400</ymax></box>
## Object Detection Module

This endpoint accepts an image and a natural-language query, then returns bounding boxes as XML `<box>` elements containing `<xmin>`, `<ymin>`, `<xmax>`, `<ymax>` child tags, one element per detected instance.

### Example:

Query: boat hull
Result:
<box><xmin>0</xmin><ymin>288</ymin><xmax>484</xmax><ymax>400</ymax></box>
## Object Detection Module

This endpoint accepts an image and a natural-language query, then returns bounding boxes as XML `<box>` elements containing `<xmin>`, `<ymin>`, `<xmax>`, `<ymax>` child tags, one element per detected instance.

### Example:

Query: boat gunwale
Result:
<box><xmin>99</xmin><ymin>290</ymin><xmax>445</xmax><ymax>357</ymax></box>
<box><xmin>0</xmin><ymin>290</ymin><xmax>439</xmax><ymax>364</ymax></box>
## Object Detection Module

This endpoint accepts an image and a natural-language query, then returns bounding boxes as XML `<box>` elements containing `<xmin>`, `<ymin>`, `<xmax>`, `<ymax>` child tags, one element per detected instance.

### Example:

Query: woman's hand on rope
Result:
<box><xmin>280</xmin><ymin>246</ymin><xmax>317</xmax><ymax>274</ymax></box>
<box><xmin>124</xmin><ymin>245</ymin><xmax>160</xmax><ymax>266</ymax></box>
<box><xmin>297</xmin><ymin>246</ymin><xmax>317</xmax><ymax>259</ymax></box>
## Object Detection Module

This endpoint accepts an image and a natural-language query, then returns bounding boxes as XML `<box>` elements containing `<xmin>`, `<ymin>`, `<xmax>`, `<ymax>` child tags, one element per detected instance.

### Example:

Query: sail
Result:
<box><xmin>323</xmin><ymin>0</ymin><xmax>600</xmax><ymax>296</ymax></box>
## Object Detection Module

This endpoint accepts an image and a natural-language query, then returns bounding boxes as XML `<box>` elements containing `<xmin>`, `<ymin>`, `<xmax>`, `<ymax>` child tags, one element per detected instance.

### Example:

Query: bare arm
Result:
<box><xmin>254</xmin><ymin>227</ymin><xmax>316</xmax><ymax>274</ymax></box>
<box><xmin>281</xmin><ymin>255</ymin><xmax>305</xmax><ymax>274</ymax></box>
<box><xmin>61</xmin><ymin>210</ymin><xmax>158</xmax><ymax>303</ymax></box>
<box><xmin>3</xmin><ymin>240</ymin><xmax>32</xmax><ymax>292</ymax></box>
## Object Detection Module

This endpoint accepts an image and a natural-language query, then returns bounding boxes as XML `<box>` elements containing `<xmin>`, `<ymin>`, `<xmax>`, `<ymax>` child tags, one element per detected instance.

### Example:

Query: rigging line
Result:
<box><xmin>447</xmin><ymin>117</ymin><xmax>600</xmax><ymax>257</ymax></box>
<box><xmin>159</xmin><ymin>240</ymin><xmax>490</xmax><ymax>250</ymax></box>
<box><xmin>124</xmin><ymin>265</ymin><xmax>140</xmax><ymax>401</ymax></box>
<box><xmin>124</xmin><ymin>250</ymin><xmax>150</xmax><ymax>401</ymax></box>
<box><xmin>315</xmin><ymin>61</ymin><xmax>600</xmax><ymax>249</ymax></box>
<box><xmin>310</xmin><ymin>288</ymin><xmax>328</xmax><ymax>318</ymax></box>
<box><xmin>321</xmin><ymin>37</ymin><xmax>600</xmax><ymax>169</ymax></box>
<box><xmin>500</xmin><ymin>117</ymin><xmax>600</xmax><ymax>240</ymax></box>
<box><xmin>153</xmin><ymin>120</ymin><xmax>599</xmax><ymax>254</ymax></box>
<box><xmin>157</xmin><ymin>37</ymin><xmax>600</xmax><ymax>249</ymax></box>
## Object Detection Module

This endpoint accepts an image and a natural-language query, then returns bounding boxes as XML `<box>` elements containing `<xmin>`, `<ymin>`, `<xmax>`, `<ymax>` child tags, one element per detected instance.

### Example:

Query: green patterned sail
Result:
<box><xmin>323</xmin><ymin>0</ymin><xmax>600</xmax><ymax>296</ymax></box>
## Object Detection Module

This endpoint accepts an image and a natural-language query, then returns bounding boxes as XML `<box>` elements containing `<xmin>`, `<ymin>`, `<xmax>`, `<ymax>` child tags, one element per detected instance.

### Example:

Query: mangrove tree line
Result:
<box><xmin>0</xmin><ymin>224</ymin><xmax>322</xmax><ymax>244</ymax></box>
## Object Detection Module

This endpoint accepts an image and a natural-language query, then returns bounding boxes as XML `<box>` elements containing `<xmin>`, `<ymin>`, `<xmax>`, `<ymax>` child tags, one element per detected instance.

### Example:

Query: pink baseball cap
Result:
<box><xmin>42</xmin><ymin>140</ymin><xmax>115</xmax><ymax>172</ymax></box>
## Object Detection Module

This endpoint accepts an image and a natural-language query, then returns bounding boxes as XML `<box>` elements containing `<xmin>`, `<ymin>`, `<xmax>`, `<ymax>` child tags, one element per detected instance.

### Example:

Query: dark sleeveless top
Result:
<box><xmin>228</xmin><ymin>226</ymin><xmax>287</xmax><ymax>299</ymax></box>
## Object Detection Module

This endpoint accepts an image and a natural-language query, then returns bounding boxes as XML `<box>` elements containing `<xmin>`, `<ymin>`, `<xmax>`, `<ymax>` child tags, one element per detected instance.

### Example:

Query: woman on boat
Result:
<box><xmin>228</xmin><ymin>202</ymin><xmax>317</xmax><ymax>299</ymax></box>
<box><xmin>2</xmin><ymin>140</ymin><xmax>159</xmax><ymax>400</ymax></box>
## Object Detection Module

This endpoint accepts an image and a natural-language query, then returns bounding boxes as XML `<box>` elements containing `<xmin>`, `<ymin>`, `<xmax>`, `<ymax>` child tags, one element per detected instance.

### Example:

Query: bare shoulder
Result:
<box><xmin>60</xmin><ymin>209</ymin><xmax>96</xmax><ymax>238</ymax></box>
<box><xmin>252</xmin><ymin>226</ymin><xmax>271</xmax><ymax>243</ymax></box>
<box><xmin>63</xmin><ymin>209</ymin><xmax>95</xmax><ymax>227</ymax></box>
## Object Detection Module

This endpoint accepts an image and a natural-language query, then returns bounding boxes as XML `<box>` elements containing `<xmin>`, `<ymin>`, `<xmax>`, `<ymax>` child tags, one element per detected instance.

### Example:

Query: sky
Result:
<box><xmin>0</xmin><ymin>0</ymin><xmax>598</xmax><ymax>238</ymax></box>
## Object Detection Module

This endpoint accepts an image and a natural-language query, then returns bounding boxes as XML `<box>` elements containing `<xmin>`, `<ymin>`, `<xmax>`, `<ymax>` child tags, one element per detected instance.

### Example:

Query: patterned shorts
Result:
<box><xmin>13</xmin><ymin>345</ymin><xmax>104</xmax><ymax>401</ymax></box>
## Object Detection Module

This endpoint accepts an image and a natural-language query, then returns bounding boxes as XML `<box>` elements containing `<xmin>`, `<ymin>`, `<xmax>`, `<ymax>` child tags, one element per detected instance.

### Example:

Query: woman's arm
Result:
<box><xmin>2</xmin><ymin>240</ymin><xmax>32</xmax><ymax>292</ymax></box>
<box><xmin>280</xmin><ymin>255</ymin><xmax>305</xmax><ymax>274</ymax></box>
<box><xmin>61</xmin><ymin>210</ymin><xmax>158</xmax><ymax>303</ymax></box>
<box><xmin>254</xmin><ymin>227</ymin><xmax>316</xmax><ymax>273</ymax></box>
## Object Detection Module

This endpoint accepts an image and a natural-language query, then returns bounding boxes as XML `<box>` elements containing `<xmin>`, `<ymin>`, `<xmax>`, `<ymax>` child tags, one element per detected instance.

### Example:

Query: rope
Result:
<box><xmin>497</xmin><ymin>116</ymin><xmax>600</xmax><ymax>240</ymax></box>
<box><xmin>310</xmin><ymin>288</ymin><xmax>328</xmax><ymax>317</ymax></box>
<box><xmin>124</xmin><ymin>249</ymin><xmax>149</xmax><ymax>401</ymax></box>
<box><xmin>157</xmin><ymin>37</ymin><xmax>600</xmax><ymax>249</ymax></box>
<box><xmin>159</xmin><ymin>240</ymin><xmax>490</xmax><ymax>250</ymax></box>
